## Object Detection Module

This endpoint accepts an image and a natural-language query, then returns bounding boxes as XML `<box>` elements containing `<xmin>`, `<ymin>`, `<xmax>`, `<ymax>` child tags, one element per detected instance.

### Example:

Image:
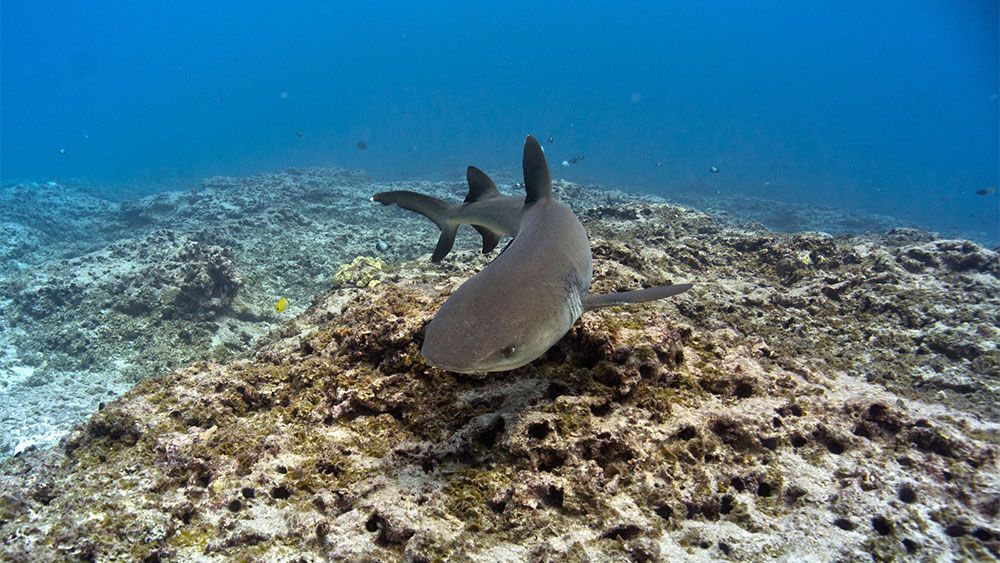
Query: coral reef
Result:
<box><xmin>0</xmin><ymin>181</ymin><xmax>996</xmax><ymax>560</ymax></box>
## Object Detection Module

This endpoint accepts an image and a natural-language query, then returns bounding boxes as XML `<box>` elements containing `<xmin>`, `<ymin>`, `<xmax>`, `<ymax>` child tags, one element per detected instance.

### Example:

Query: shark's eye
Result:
<box><xmin>501</xmin><ymin>345</ymin><xmax>517</xmax><ymax>358</ymax></box>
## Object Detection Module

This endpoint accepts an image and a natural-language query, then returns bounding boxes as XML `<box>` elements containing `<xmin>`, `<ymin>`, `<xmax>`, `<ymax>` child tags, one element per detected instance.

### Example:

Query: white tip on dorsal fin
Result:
<box><xmin>523</xmin><ymin>135</ymin><xmax>552</xmax><ymax>205</ymax></box>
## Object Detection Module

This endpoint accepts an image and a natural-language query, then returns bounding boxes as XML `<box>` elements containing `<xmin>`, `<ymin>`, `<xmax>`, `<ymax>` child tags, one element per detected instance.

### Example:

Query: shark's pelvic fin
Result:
<box><xmin>465</xmin><ymin>166</ymin><xmax>501</xmax><ymax>203</ymax></box>
<box><xmin>523</xmin><ymin>135</ymin><xmax>552</xmax><ymax>205</ymax></box>
<box><xmin>370</xmin><ymin>191</ymin><xmax>458</xmax><ymax>262</ymax></box>
<box><xmin>583</xmin><ymin>283</ymin><xmax>692</xmax><ymax>311</ymax></box>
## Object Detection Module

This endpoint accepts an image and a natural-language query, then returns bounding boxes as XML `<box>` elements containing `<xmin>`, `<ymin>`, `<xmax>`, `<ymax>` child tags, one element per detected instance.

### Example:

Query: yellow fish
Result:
<box><xmin>275</xmin><ymin>297</ymin><xmax>289</xmax><ymax>313</ymax></box>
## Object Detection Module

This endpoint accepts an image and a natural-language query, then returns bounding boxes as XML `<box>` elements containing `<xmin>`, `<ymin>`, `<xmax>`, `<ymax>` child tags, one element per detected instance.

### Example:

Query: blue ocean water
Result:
<box><xmin>2</xmin><ymin>1</ymin><xmax>997</xmax><ymax>242</ymax></box>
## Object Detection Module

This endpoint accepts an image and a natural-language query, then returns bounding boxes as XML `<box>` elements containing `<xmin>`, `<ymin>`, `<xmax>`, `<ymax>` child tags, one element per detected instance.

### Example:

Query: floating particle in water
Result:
<box><xmin>975</xmin><ymin>187</ymin><xmax>996</xmax><ymax>196</ymax></box>
<box><xmin>561</xmin><ymin>160</ymin><xmax>570</xmax><ymax>167</ymax></box>
<box><xmin>547</xmin><ymin>136</ymin><xmax>555</xmax><ymax>144</ymax></box>
<box><xmin>275</xmin><ymin>297</ymin><xmax>289</xmax><ymax>313</ymax></box>
<box><xmin>630</xmin><ymin>92</ymin><xmax>642</xmax><ymax>103</ymax></box>
<box><xmin>356</xmin><ymin>140</ymin><xmax>368</xmax><ymax>150</ymax></box>
<box><xmin>280</xmin><ymin>91</ymin><xmax>289</xmax><ymax>99</ymax></box>
<box><xmin>376</xmin><ymin>239</ymin><xmax>388</xmax><ymax>253</ymax></box>
<box><xmin>295</xmin><ymin>131</ymin><xmax>304</xmax><ymax>138</ymax></box>
<box><xmin>710</xmin><ymin>166</ymin><xmax>720</xmax><ymax>173</ymax></box>
<box><xmin>58</xmin><ymin>148</ymin><xmax>67</xmax><ymax>155</ymax></box>
<box><xmin>656</xmin><ymin>162</ymin><xmax>664</xmax><ymax>168</ymax></box>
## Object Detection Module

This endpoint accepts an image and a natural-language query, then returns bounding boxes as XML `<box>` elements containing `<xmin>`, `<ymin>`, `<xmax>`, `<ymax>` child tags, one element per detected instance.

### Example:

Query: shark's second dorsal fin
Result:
<box><xmin>523</xmin><ymin>135</ymin><xmax>552</xmax><ymax>205</ymax></box>
<box><xmin>465</xmin><ymin>166</ymin><xmax>500</xmax><ymax>203</ymax></box>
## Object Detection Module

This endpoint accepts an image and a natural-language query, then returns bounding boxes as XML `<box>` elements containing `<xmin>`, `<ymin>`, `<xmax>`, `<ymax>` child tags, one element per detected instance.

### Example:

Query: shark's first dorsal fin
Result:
<box><xmin>465</xmin><ymin>166</ymin><xmax>500</xmax><ymax>203</ymax></box>
<box><xmin>523</xmin><ymin>135</ymin><xmax>552</xmax><ymax>205</ymax></box>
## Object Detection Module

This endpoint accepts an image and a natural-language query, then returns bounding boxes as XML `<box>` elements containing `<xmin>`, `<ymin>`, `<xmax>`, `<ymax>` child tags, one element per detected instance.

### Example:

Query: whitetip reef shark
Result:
<box><xmin>374</xmin><ymin>135</ymin><xmax>692</xmax><ymax>373</ymax></box>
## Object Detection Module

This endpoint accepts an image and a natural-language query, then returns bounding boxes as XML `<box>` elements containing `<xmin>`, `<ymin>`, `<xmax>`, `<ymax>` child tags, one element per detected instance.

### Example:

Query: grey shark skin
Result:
<box><xmin>372</xmin><ymin>167</ymin><xmax>524</xmax><ymax>262</ymax></box>
<box><xmin>421</xmin><ymin>135</ymin><xmax>692</xmax><ymax>374</ymax></box>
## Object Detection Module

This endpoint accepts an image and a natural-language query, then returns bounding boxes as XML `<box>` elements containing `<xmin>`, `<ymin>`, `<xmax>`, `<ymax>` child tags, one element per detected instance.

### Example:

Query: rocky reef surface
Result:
<box><xmin>0</xmin><ymin>172</ymin><xmax>997</xmax><ymax>561</ymax></box>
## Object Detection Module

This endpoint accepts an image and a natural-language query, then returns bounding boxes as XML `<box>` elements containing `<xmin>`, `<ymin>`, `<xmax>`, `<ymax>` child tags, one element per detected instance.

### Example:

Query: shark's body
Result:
<box><xmin>372</xmin><ymin>167</ymin><xmax>524</xmax><ymax>262</ymax></box>
<box><xmin>417</xmin><ymin>136</ymin><xmax>692</xmax><ymax>373</ymax></box>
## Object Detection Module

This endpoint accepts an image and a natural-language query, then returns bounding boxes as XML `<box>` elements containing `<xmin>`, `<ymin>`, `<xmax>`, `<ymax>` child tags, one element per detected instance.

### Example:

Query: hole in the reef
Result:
<box><xmin>761</xmin><ymin>436</ymin><xmax>779</xmax><ymax>450</ymax></box>
<box><xmin>638</xmin><ymin>363</ymin><xmax>657</xmax><ymax>380</ymax></box>
<box><xmin>699</xmin><ymin>541</ymin><xmax>710</xmax><ymax>549</ymax></box>
<box><xmin>720</xmin><ymin>495</ymin><xmax>734</xmax><ymax>515</ymax></box>
<box><xmin>227</xmin><ymin>499</ymin><xmax>242</xmax><ymax>512</ymax></box>
<box><xmin>675</xmin><ymin>426</ymin><xmax>697</xmax><ymax>440</ymax></box>
<box><xmin>674</xmin><ymin>349</ymin><xmax>684</xmax><ymax>365</ymax></box>
<box><xmin>602</xmin><ymin>524</ymin><xmax>641</xmax><ymax>541</ymax></box>
<box><xmin>898</xmin><ymin>484</ymin><xmax>917</xmax><ymax>504</ymax></box>
<box><xmin>902</xmin><ymin>538</ymin><xmax>919</xmax><ymax>554</ymax></box>
<box><xmin>772</xmin><ymin>416</ymin><xmax>783</xmax><ymax>428</ymax></box>
<box><xmin>527</xmin><ymin>421</ymin><xmax>551</xmax><ymax>440</ymax></box>
<box><xmin>790</xmin><ymin>433</ymin><xmax>807</xmax><ymax>448</ymax></box>
<box><xmin>654</xmin><ymin>505</ymin><xmax>673</xmax><ymax>520</ymax></box>
<box><xmin>536</xmin><ymin>448</ymin><xmax>567</xmax><ymax>472</ymax></box>
<box><xmin>944</xmin><ymin>523</ymin><xmax>967</xmax><ymax>537</ymax></box>
<box><xmin>317</xmin><ymin>461</ymin><xmax>341</xmax><ymax>476</ymax></box>
<box><xmin>323</xmin><ymin>414</ymin><xmax>335</xmax><ymax>426</ymax></box>
<box><xmin>784</xmin><ymin>487</ymin><xmax>806</xmax><ymax>504</ymax></box>
<box><xmin>719</xmin><ymin>542</ymin><xmax>732</xmax><ymax>556</ymax></box>
<box><xmin>872</xmin><ymin>515</ymin><xmax>894</xmax><ymax>536</ymax></box>
<box><xmin>825</xmin><ymin>439</ymin><xmax>845</xmax><ymax>455</ymax></box>
<box><xmin>733</xmin><ymin>381</ymin><xmax>754</xmax><ymax>398</ymax></box>
<box><xmin>276</xmin><ymin>465</ymin><xmax>288</xmax><ymax>474</ymax></box>
<box><xmin>476</xmin><ymin>416</ymin><xmax>506</xmax><ymax>448</ymax></box>
<box><xmin>972</xmin><ymin>527</ymin><xmax>993</xmax><ymax>542</ymax></box>
<box><xmin>365</xmin><ymin>514</ymin><xmax>380</xmax><ymax>533</ymax></box>
<box><xmin>487</xmin><ymin>497</ymin><xmax>507</xmax><ymax>514</ymax></box>
<box><xmin>704</xmin><ymin>453</ymin><xmax>717</xmax><ymax>463</ymax></box>
<box><xmin>271</xmin><ymin>485</ymin><xmax>292</xmax><ymax>500</ymax></box>
<box><xmin>853</xmin><ymin>423</ymin><xmax>872</xmax><ymax>439</ymax></box>
<box><xmin>315</xmin><ymin>522</ymin><xmax>328</xmax><ymax>541</ymax></box>
<box><xmin>756</xmin><ymin>482</ymin><xmax>773</xmax><ymax>497</ymax></box>
<box><xmin>833</xmin><ymin>517</ymin><xmax>856</xmax><ymax>531</ymax></box>
<box><xmin>546</xmin><ymin>382</ymin><xmax>570</xmax><ymax>400</ymax></box>
<box><xmin>180</xmin><ymin>510</ymin><xmax>195</xmax><ymax>525</ymax></box>
<box><xmin>590</xmin><ymin>402</ymin><xmax>612</xmax><ymax>417</ymax></box>
<box><xmin>420</xmin><ymin>460</ymin><xmax>434</xmax><ymax>473</ymax></box>
<box><xmin>731</xmin><ymin>476</ymin><xmax>747</xmax><ymax>493</ymax></box>
<box><xmin>195</xmin><ymin>472</ymin><xmax>212</xmax><ymax>488</ymax></box>
<box><xmin>543</xmin><ymin>485</ymin><xmax>564</xmax><ymax>509</ymax></box>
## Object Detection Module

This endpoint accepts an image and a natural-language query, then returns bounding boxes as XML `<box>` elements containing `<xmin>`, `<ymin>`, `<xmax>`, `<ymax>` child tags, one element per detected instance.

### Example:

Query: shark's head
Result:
<box><xmin>421</xmin><ymin>282</ymin><xmax>571</xmax><ymax>373</ymax></box>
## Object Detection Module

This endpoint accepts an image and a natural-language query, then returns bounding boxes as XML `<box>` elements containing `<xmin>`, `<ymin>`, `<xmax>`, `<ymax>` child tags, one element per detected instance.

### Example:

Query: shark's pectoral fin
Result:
<box><xmin>431</xmin><ymin>226</ymin><xmax>459</xmax><ymax>263</ymax></box>
<box><xmin>583</xmin><ymin>283</ymin><xmax>693</xmax><ymax>311</ymax></box>
<box><xmin>473</xmin><ymin>225</ymin><xmax>504</xmax><ymax>254</ymax></box>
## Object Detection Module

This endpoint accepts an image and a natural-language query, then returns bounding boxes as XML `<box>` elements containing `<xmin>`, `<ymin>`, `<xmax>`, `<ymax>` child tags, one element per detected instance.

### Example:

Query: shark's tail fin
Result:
<box><xmin>371</xmin><ymin>191</ymin><xmax>459</xmax><ymax>262</ymax></box>
<box><xmin>583</xmin><ymin>283</ymin><xmax>692</xmax><ymax>311</ymax></box>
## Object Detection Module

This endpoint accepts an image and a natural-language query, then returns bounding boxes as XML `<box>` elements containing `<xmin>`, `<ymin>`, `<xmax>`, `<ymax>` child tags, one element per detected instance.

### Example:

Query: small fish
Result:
<box><xmin>561</xmin><ymin>160</ymin><xmax>570</xmax><ymax>167</ymax></box>
<box><xmin>568</xmin><ymin>155</ymin><xmax>585</xmax><ymax>165</ymax></box>
<box><xmin>709</xmin><ymin>166</ymin><xmax>720</xmax><ymax>173</ymax></box>
<box><xmin>656</xmin><ymin>162</ymin><xmax>664</xmax><ymax>168</ymax></box>
<box><xmin>975</xmin><ymin>187</ymin><xmax>996</xmax><ymax>196</ymax></box>
<box><xmin>356</xmin><ymin>140</ymin><xmax>368</xmax><ymax>150</ymax></box>
<box><xmin>58</xmin><ymin>148</ymin><xmax>67</xmax><ymax>155</ymax></box>
<box><xmin>275</xmin><ymin>297</ymin><xmax>289</xmax><ymax>313</ymax></box>
<box><xmin>547</xmin><ymin>136</ymin><xmax>555</xmax><ymax>144</ymax></box>
<box><xmin>295</xmin><ymin>131</ymin><xmax>305</xmax><ymax>138</ymax></box>
<box><xmin>376</xmin><ymin>239</ymin><xmax>388</xmax><ymax>252</ymax></box>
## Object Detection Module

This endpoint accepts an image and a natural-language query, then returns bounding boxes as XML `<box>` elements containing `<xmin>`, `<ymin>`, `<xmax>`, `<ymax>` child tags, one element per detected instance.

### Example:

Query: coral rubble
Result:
<box><xmin>0</xmin><ymin>172</ymin><xmax>997</xmax><ymax>561</ymax></box>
